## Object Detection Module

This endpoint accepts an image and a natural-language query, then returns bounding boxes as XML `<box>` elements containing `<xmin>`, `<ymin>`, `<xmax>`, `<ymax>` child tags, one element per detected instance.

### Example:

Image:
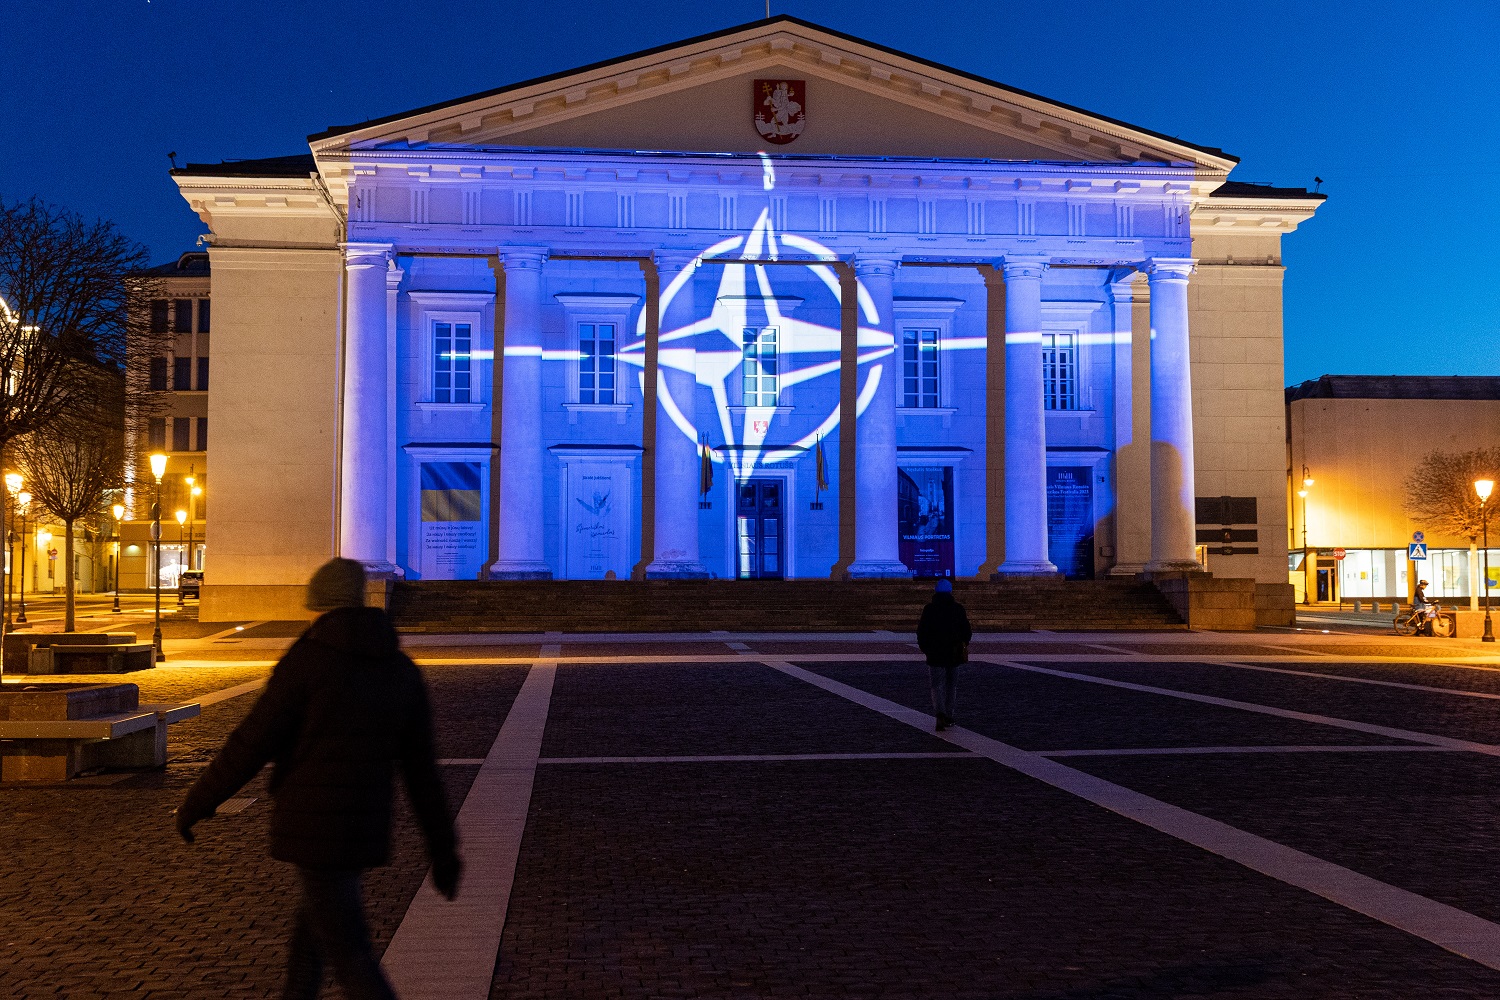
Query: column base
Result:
<box><xmin>644</xmin><ymin>559</ymin><xmax>710</xmax><ymax>580</ymax></box>
<box><xmin>488</xmin><ymin>561</ymin><xmax>554</xmax><ymax>580</ymax></box>
<box><xmin>1107</xmin><ymin>563</ymin><xmax>1148</xmax><ymax>578</ymax></box>
<box><xmin>1145</xmin><ymin>560</ymin><xmax>1207</xmax><ymax>576</ymax></box>
<box><xmin>847</xmin><ymin>560</ymin><xmax>913</xmax><ymax>580</ymax></box>
<box><xmin>357</xmin><ymin>561</ymin><xmax>405</xmax><ymax>580</ymax></box>
<box><xmin>995</xmin><ymin>560</ymin><xmax>1060</xmax><ymax>577</ymax></box>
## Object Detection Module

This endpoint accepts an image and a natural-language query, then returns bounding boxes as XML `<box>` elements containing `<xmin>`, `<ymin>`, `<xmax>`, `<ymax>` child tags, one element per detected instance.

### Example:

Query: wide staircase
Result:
<box><xmin>387</xmin><ymin>578</ymin><xmax>1185</xmax><ymax>633</ymax></box>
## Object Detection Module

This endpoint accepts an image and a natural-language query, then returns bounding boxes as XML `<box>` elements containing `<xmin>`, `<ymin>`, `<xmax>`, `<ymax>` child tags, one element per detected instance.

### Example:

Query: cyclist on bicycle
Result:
<box><xmin>1413</xmin><ymin>580</ymin><xmax>1435</xmax><ymax>635</ymax></box>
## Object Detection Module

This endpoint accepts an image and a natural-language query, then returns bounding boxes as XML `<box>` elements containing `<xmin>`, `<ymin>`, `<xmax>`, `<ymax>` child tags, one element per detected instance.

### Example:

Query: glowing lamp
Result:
<box><xmin>185</xmin><ymin>476</ymin><xmax>195</xmax><ymax>487</ymax></box>
<box><xmin>113</xmin><ymin>504</ymin><xmax>125</xmax><ymax>520</ymax></box>
<box><xmin>1478</xmin><ymin>480</ymin><xmax>1495</xmax><ymax>502</ymax></box>
<box><xmin>175</xmin><ymin>509</ymin><xmax>187</xmax><ymax>526</ymax></box>
<box><xmin>17</xmin><ymin>491</ymin><xmax>29</xmax><ymax>509</ymax></box>
<box><xmin>3</xmin><ymin>472</ymin><xmax>20</xmax><ymax>494</ymax></box>
<box><xmin>191</xmin><ymin>486</ymin><xmax>202</xmax><ymax>497</ymax></box>
<box><xmin>37</xmin><ymin>530</ymin><xmax>50</xmax><ymax>546</ymax></box>
<box><xmin>1297</xmin><ymin>489</ymin><xmax>1308</xmax><ymax>499</ymax></box>
<box><xmin>1302</xmin><ymin>477</ymin><xmax>1313</xmax><ymax>487</ymax></box>
<box><xmin>149</xmin><ymin>453</ymin><xmax>168</xmax><ymax>481</ymax></box>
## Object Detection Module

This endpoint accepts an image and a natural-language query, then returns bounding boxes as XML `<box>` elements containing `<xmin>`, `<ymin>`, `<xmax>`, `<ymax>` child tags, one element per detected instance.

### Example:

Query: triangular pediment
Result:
<box><xmin>310</xmin><ymin>18</ymin><xmax>1235</xmax><ymax>172</ymax></box>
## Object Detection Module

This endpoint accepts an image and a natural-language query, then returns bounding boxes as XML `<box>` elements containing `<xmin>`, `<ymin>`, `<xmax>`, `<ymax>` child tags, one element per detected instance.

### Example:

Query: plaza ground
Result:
<box><xmin>5</xmin><ymin>621</ymin><xmax>1500</xmax><ymax>997</ymax></box>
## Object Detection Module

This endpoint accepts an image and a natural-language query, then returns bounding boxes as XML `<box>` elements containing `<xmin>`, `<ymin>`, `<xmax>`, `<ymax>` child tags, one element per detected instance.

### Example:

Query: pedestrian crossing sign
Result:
<box><xmin>1408</xmin><ymin>543</ymin><xmax>1428</xmax><ymax>560</ymax></box>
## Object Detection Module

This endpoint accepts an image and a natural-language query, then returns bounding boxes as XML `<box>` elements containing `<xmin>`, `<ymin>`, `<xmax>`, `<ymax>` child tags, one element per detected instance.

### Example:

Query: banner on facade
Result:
<box><xmin>420</xmin><ymin>462</ymin><xmax>484</xmax><ymax>580</ymax></box>
<box><xmin>1046</xmin><ymin>466</ymin><xmax>1094</xmax><ymax>579</ymax></box>
<box><xmin>898</xmin><ymin>466</ymin><xmax>954</xmax><ymax>578</ymax></box>
<box><xmin>566</xmin><ymin>463</ymin><xmax>630</xmax><ymax>580</ymax></box>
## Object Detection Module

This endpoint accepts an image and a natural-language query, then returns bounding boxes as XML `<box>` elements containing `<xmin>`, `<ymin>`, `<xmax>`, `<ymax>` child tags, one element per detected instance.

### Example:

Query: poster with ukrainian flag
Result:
<box><xmin>420</xmin><ymin>462</ymin><xmax>484</xmax><ymax>580</ymax></box>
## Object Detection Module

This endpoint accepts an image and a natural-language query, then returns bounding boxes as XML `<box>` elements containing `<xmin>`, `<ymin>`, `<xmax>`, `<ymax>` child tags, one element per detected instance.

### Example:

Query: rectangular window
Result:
<box><xmin>150</xmin><ymin>300</ymin><xmax>169</xmax><ymax>333</ymax></box>
<box><xmin>149</xmin><ymin>357</ymin><xmax>168</xmax><ymax>391</ymax></box>
<box><xmin>196</xmin><ymin>299</ymin><xmax>210</xmax><ymax>333</ymax></box>
<box><xmin>196</xmin><ymin>417</ymin><xmax>208</xmax><ymax>451</ymax></box>
<box><xmin>174</xmin><ymin>356</ymin><xmax>192</xmax><ymax>391</ymax></box>
<box><xmin>1042</xmin><ymin>333</ymin><xmax>1078</xmax><ymax>411</ymax></box>
<box><xmin>741</xmin><ymin>326</ymin><xmax>779</xmax><ymax>407</ymax></box>
<box><xmin>902</xmin><ymin>328</ymin><xmax>939</xmax><ymax>408</ymax></box>
<box><xmin>196</xmin><ymin>356</ymin><xmax>209</xmax><ymax>392</ymax></box>
<box><xmin>172</xmin><ymin>417</ymin><xmax>191</xmax><ymax>452</ymax></box>
<box><xmin>147</xmin><ymin>418</ymin><xmax>166</xmax><ymax>450</ymax></box>
<box><xmin>432</xmin><ymin>322</ymin><xmax>472</xmax><ymax>403</ymax></box>
<box><xmin>173</xmin><ymin>299</ymin><xmax>193</xmax><ymax>334</ymax></box>
<box><xmin>578</xmin><ymin>323</ymin><xmax>617</xmax><ymax>404</ymax></box>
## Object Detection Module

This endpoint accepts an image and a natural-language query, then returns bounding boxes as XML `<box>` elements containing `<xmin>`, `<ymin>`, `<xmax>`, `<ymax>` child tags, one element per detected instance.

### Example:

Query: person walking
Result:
<box><xmin>917</xmin><ymin>578</ymin><xmax>972</xmax><ymax>731</ymax></box>
<box><xmin>175</xmin><ymin>558</ymin><xmax>461</xmax><ymax>1000</ymax></box>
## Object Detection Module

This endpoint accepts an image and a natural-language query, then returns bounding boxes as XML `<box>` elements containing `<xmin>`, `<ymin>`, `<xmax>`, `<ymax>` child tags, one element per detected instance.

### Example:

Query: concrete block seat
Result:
<box><xmin>0</xmin><ymin>682</ymin><xmax>199</xmax><ymax>781</ymax></box>
<box><xmin>3</xmin><ymin>632</ymin><xmax>153</xmax><ymax>675</ymax></box>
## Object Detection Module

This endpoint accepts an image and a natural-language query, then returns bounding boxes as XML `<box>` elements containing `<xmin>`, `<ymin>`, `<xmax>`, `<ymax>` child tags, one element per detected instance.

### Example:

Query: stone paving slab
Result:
<box><xmin>1223</xmin><ymin>659</ymin><xmax>1500</xmax><ymax>695</ymax></box>
<box><xmin>804</xmin><ymin>661</ymin><xmax>1406</xmax><ymax>750</ymax></box>
<box><xmin>1046</xmin><ymin>660</ymin><xmax>1500</xmax><ymax>746</ymax></box>
<box><xmin>541</xmin><ymin>662</ymin><xmax>954</xmax><ymax>759</ymax></box>
<box><xmin>493</xmin><ymin>758</ymin><xmax>1500</xmax><ymax>999</ymax></box>
<box><xmin>1107</xmin><ymin>642</ymin><xmax>1316</xmax><ymax>657</ymax></box>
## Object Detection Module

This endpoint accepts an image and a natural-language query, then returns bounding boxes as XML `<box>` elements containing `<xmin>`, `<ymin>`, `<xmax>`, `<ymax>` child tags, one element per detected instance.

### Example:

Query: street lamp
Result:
<box><xmin>1478</xmin><ymin>479</ymin><xmax>1495</xmax><ymax>644</ymax></box>
<box><xmin>188</xmin><ymin>483</ymin><xmax>201</xmax><ymax>572</ymax></box>
<box><xmin>3</xmin><ymin>472</ymin><xmax>20</xmax><ymax>631</ymax></box>
<box><xmin>15</xmin><ymin>491</ymin><xmax>28</xmax><ymax>625</ymax></box>
<box><xmin>174</xmin><ymin>510</ymin><xmax>187</xmax><ymax>605</ymax></box>
<box><xmin>111</xmin><ymin>503</ymin><xmax>124</xmax><ymax>613</ymax></box>
<box><xmin>149</xmin><ymin>452</ymin><xmax>167</xmax><ymax>661</ymax></box>
<box><xmin>1298</xmin><ymin>465</ymin><xmax>1314</xmax><ymax>604</ymax></box>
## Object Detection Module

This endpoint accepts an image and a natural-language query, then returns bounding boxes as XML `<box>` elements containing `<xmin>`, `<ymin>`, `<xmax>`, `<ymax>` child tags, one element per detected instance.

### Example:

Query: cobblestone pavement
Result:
<box><xmin>6</xmin><ymin>635</ymin><xmax>1500</xmax><ymax>997</ymax></box>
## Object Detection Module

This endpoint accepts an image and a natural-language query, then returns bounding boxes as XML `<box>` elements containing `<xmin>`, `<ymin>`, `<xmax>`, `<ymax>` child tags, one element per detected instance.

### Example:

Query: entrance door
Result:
<box><xmin>1317</xmin><ymin>567</ymin><xmax>1334</xmax><ymax>603</ymax></box>
<box><xmin>737</xmin><ymin>479</ymin><xmax>784</xmax><ymax>579</ymax></box>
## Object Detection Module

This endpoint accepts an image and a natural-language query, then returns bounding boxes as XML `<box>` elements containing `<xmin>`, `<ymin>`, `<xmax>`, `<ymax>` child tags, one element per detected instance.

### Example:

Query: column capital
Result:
<box><xmin>385</xmin><ymin>266</ymin><xmax>405</xmax><ymax>291</ymax></box>
<box><xmin>850</xmin><ymin>253</ymin><xmax>902</xmax><ymax>279</ymax></box>
<box><xmin>498</xmin><ymin>246</ymin><xmax>549</xmax><ymax>271</ymax></box>
<box><xmin>1143</xmin><ymin>257</ymin><xmax>1197</xmax><ymax>282</ymax></box>
<box><xmin>651</xmin><ymin>248</ymin><xmax>699</xmax><ymax>276</ymax></box>
<box><xmin>999</xmin><ymin>255</ymin><xmax>1050</xmax><ymax>282</ymax></box>
<box><xmin>341</xmin><ymin>242</ymin><xmax>393</xmax><ymax>269</ymax></box>
<box><xmin>1107</xmin><ymin>267</ymin><xmax>1148</xmax><ymax>303</ymax></box>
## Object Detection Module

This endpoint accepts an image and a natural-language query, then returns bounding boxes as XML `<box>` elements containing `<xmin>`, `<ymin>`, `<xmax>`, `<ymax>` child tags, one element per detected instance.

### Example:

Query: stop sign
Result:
<box><xmin>1333</xmin><ymin>548</ymin><xmax>1346</xmax><ymax>561</ymax></box>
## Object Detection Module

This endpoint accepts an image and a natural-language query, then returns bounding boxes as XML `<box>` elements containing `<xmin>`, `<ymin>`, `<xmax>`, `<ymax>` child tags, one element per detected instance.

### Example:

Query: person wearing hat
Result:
<box><xmin>916</xmin><ymin>578</ymin><xmax>972</xmax><ymax>731</ymax></box>
<box><xmin>176</xmin><ymin>558</ymin><xmax>460</xmax><ymax>1000</ymax></box>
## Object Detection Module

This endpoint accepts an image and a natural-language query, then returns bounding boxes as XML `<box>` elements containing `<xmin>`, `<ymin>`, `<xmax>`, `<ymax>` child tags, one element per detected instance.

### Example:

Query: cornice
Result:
<box><xmin>1190</xmin><ymin>199</ymin><xmax>1320</xmax><ymax>234</ymax></box>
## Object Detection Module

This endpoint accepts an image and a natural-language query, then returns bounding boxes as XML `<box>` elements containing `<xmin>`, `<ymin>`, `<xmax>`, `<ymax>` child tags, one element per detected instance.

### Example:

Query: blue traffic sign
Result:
<box><xmin>1409</xmin><ymin>542</ymin><xmax>1428</xmax><ymax>560</ymax></box>
<box><xmin>1413</xmin><ymin>531</ymin><xmax>1426</xmax><ymax>543</ymax></box>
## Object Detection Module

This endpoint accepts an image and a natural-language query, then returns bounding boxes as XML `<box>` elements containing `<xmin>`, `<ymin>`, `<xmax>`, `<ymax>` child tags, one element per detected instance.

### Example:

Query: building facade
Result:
<box><xmin>1287</xmin><ymin>376</ymin><xmax>1500</xmax><ymax>605</ymax></box>
<box><xmin>170</xmin><ymin>18</ymin><xmax>1322</xmax><ymax>619</ymax></box>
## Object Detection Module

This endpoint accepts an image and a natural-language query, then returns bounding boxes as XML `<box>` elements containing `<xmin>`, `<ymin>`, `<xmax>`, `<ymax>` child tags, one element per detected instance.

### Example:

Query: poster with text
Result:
<box><xmin>420</xmin><ymin>462</ymin><xmax>485</xmax><ymax>580</ymax></box>
<box><xmin>566</xmin><ymin>463</ymin><xmax>630</xmax><ymax>580</ymax></box>
<box><xmin>899</xmin><ymin>466</ymin><xmax>954</xmax><ymax>577</ymax></box>
<box><xmin>1046</xmin><ymin>466</ymin><xmax>1094</xmax><ymax>579</ymax></box>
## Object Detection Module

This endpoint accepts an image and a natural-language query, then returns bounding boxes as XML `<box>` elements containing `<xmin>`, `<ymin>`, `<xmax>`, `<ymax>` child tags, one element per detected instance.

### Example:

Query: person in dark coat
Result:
<box><xmin>916</xmin><ymin>578</ymin><xmax>972</xmax><ymax>731</ymax></box>
<box><xmin>176</xmin><ymin>558</ymin><xmax>461</xmax><ymax>1000</ymax></box>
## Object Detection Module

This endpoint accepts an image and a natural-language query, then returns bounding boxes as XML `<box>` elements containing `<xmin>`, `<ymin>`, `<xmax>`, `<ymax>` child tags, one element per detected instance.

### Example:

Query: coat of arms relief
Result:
<box><xmin>754</xmin><ymin>79</ymin><xmax>805</xmax><ymax>144</ymax></box>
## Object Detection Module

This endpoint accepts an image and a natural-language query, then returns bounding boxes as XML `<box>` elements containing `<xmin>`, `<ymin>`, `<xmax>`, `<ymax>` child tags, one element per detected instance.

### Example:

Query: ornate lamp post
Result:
<box><xmin>1478</xmin><ymin>479</ymin><xmax>1494</xmax><ymax>644</ymax></box>
<box><xmin>185</xmin><ymin>474</ymin><xmax>201</xmax><ymax>572</ymax></box>
<box><xmin>1298</xmin><ymin>465</ymin><xmax>1314</xmax><ymax>604</ymax></box>
<box><xmin>149</xmin><ymin>453</ymin><xmax>167</xmax><ymax>661</ymax></box>
<box><xmin>15</xmin><ymin>491</ymin><xmax>28</xmax><ymax>625</ymax></box>
<box><xmin>3</xmin><ymin>473</ymin><xmax>20</xmax><ymax>630</ymax></box>
<box><xmin>112</xmin><ymin>503</ymin><xmax>124</xmax><ymax>613</ymax></box>
<box><xmin>174</xmin><ymin>509</ymin><xmax>187</xmax><ymax>605</ymax></box>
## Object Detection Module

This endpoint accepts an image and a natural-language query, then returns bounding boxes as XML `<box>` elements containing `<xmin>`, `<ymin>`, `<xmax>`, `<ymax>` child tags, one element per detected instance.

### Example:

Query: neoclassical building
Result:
<box><xmin>172</xmin><ymin>17</ymin><xmax>1322</xmax><ymax>619</ymax></box>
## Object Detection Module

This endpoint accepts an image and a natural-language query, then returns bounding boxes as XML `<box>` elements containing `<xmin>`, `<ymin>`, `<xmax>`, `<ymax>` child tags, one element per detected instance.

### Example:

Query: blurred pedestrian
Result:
<box><xmin>917</xmin><ymin>578</ymin><xmax>972</xmax><ymax>731</ymax></box>
<box><xmin>175</xmin><ymin>558</ymin><xmax>461</xmax><ymax>1000</ymax></box>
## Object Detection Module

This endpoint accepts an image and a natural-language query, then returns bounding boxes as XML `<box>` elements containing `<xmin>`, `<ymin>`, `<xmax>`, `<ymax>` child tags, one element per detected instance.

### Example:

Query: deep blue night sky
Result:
<box><xmin>7</xmin><ymin>1</ymin><xmax>1496</xmax><ymax>383</ymax></box>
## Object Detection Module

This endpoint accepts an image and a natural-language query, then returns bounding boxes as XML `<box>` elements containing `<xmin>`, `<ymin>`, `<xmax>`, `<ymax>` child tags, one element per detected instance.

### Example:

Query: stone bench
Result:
<box><xmin>33</xmin><ymin>643</ymin><xmax>156</xmax><ymax>675</ymax></box>
<box><xmin>0</xmin><ymin>683</ymin><xmax>199</xmax><ymax>781</ymax></box>
<box><xmin>3</xmin><ymin>632</ymin><xmax>147</xmax><ymax>674</ymax></box>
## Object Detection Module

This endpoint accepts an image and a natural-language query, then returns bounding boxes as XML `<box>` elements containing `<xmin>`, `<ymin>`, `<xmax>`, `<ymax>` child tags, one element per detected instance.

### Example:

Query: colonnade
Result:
<box><xmin>336</xmin><ymin>243</ymin><xmax>1202</xmax><ymax>580</ymax></box>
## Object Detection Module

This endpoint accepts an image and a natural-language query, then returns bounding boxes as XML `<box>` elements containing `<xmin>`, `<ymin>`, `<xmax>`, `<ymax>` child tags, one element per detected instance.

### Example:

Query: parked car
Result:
<box><xmin>179</xmin><ymin>570</ymin><xmax>203</xmax><ymax>600</ymax></box>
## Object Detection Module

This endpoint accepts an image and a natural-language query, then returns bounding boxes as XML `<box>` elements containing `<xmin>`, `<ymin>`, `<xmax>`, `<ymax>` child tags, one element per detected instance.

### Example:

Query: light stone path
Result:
<box><xmin>1210</xmin><ymin>658</ymin><xmax>1500</xmax><ymax>698</ymax></box>
<box><xmin>382</xmin><ymin>663</ymin><xmax>554</xmax><ymax>1000</ymax></box>
<box><xmin>766</xmin><ymin>658</ymin><xmax>1500</xmax><ymax>973</ymax></box>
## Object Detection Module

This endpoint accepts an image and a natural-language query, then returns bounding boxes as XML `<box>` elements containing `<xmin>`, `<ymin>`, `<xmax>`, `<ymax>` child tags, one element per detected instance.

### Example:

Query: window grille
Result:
<box><xmin>742</xmin><ymin>327</ymin><xmax>779</xmax><ymax>407</ymax></box>
<box><xmin>433</xmin><ymin>322</ymin><xmax>472</xmax><ymax>403</ymax></box>
<box><xmin>902</xmin><ymin>328</ymin><xmax>939</xmax><ymax>408</ymax></box>
<box><xmin>1042</xmin><ymin>332</ymin><xmax>1079</xmax><ymax>410</ymax></box>
<box><xmin>578</xmin><ymin>323</ymin><xmax>617</xmax><ymax>404</ymax></box>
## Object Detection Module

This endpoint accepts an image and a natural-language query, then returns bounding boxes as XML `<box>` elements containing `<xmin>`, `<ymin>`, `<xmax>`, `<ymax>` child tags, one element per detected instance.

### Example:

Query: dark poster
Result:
<box><xmin>1047</xmin><ymin>466</ymin><xmax>1094</xmax><ymax>580</ymax></box>
<box><xmin>899</xmin><ymin>466</ymin><xmax>955</xmax><ymax>577</ymax></box>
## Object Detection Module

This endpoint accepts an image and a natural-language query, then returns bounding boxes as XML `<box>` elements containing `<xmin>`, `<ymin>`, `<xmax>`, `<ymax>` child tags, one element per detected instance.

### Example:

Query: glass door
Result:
<box><xmin>736</xmin><ymin>479</ymin><xmax>784</xmax><ymax>579</ymax></box>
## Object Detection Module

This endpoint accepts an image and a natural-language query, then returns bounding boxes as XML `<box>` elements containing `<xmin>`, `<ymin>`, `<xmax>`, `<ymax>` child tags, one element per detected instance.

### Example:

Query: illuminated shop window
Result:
<box><xmin>902</xmin><ymin>328</ymin><xmax>939</xmax><ymax>408</ymax></box>
<box><xmin>433</xmin><ymin>321</ymin><xmax>472</xmax><ymax>403</ymax></box>
<box><xmin>1042</xmin><ymin>332</ymin><xmax>1078</xmax><ymax>411</ymax></box>
<box><xmin>578</xmin><ymin>323</ymin><xmax>616</xmax><ymax>404</ymax></box>
<box><xmin>742</xmin><ymin>326</ymin><xmax>779</xmax><ymax>407</ymax></box>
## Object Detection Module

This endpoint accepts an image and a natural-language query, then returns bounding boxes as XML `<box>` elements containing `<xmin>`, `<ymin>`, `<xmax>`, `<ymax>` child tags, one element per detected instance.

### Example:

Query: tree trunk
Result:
<box><xmin>64</xmin><ymin>519</ymin><xmax>76</xmax><ymax>632</ymax></box>
<box><xmin>1471</xmin><ymin>540</ymin><xmax>1481</xmax><ymax>612</ymax></box>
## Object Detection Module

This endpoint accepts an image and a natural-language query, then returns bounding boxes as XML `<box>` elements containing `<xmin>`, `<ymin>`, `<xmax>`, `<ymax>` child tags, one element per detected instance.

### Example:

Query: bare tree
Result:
<box><xmin>1404</xmin><ymin>448</ymin><xmax>1500</xmax><ymax>609</ymax></box>
<box><xmin>0</xmin><ymin>197</ymin><xmax>163</xmax><ymax>633</ymax></box>
<box><xmin>18</xmin><ymin>370</ymin><xmax>125</xmax><ymax>631</ymax></box>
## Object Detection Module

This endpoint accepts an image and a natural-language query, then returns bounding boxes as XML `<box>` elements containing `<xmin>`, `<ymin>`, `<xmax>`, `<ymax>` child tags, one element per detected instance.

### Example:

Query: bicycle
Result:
<box><xmin>1394</xmin><ymin>604</ymin><xmax>1455</xmax><ymax>637</ymax></box>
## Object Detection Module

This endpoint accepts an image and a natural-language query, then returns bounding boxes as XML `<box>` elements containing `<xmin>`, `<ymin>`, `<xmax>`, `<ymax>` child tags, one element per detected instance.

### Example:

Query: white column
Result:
<box><xmin>645</xmin><ymin>249</ymin><xmax>709</xmax><ymax>578</ymax></box>
<box><xmin>1107</xmin><ymin>271</ymin><xmax>1150</xmax><ymax>576</ymax></box>
<box><xmin>339</xmin><ymin>242</ymin><xmax>397</xmax><ymax>573</ymax></box>
<box><xmin>1144</xmin><ymin>257</ymin><xmax>1201</xmax><ymax>572</ymax></box>
<box><xmin>490</xmin><ymin>248</ymin><xmax>553</xmax><ymax>579</ymax></box>
<box><xmin>847</xmin><ymin>253</ymin><xmax>911</xmax><ymax>578</ymax></box>
<box><xmin>997</xmin><ymin>255</ymin><xmax>1058</xmax><ymax>576</ymax></box>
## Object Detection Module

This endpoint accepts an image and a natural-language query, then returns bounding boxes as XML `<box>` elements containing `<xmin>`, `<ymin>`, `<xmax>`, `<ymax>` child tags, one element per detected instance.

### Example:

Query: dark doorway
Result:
<box><xmin>1316</xmin><ymin>567</ymin><xmax>1335</xmax><ymax>603</ymax></box>
<box><xmin>736</xmin><ymin>479</ymin><xmax>784</xmax><ymax>579</ymax></box>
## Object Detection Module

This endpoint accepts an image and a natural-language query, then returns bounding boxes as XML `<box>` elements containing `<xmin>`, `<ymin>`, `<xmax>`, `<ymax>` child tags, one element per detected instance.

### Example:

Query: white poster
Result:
<box><xmin>420</xmin><ymin>461</ymin><xmax>486</xmax><ymax>580</ymax></box>
<box><xmin>565</xmin><ymin>463</ymin><xmax>629</xmax><ymax>579</ymax></box>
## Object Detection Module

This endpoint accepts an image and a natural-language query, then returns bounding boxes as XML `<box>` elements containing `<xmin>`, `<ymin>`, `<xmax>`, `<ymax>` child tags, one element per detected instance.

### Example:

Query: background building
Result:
<box><xmin>1286</xmin><ymin>375</ymin><xmax>1500</xmax><ymax>604</ymax></box>
<box><xmin>168</xmin><ymin>17</ymin><xmax>1321</xmax><ymax>620</ymax></box>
